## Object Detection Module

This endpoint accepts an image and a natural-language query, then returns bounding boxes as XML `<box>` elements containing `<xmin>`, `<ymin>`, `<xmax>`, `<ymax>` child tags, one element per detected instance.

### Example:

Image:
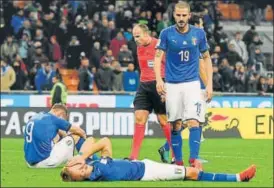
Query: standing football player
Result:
<box><xmin>154</xmin><ymin>2</ymin><xmax>213</xmax><ymax>169</ymax></box>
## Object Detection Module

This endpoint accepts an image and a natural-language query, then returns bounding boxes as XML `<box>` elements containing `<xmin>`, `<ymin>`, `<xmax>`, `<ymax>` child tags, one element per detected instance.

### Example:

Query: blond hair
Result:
<box><xmin>60</xmin><ymin>167</ymin><xmax>73</xmax><ymax>182</ymax></box>
<box><xmin>175</xmin><ymin>1</ymin><xmax>191</xmax><ymax>12</ymax></box>
<box><xmin>134</xmin><ymin>23</ymin><xmax>150</xmax><ymax>34</ymax></box>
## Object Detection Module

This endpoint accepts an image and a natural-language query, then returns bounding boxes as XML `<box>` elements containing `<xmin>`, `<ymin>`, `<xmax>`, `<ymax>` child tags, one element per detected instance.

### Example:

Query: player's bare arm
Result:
<box><xmin>201</xmin><ymin>50</ymin><xmax>213</xmax><ymax>102</ymax></box>
<box><xmin>69</xmin><ymin>125</ymin><xmax>86</xmax><ymax>139</ymax></box>
<box><xmin>154</xmin><ymin>49</ymin><xmax>166</xmax><ymax>95</ymax></box>
<box><xmin>67</xmin><ymin>137</ymin><xmax>112</xmax><ymax>167</ymax></box>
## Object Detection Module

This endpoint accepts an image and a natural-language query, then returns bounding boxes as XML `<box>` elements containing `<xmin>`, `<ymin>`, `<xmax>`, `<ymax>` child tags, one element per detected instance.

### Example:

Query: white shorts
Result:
<box><xmin>27</xmin><ymin>136</ymin><xmax>74</xmax><ymax>168</ymax></box>
<box><xmin>165</xmin><ymin>80</ymin><xmax>204</xmax><ymax>123</ymax></box>
<box><xmin>141</xmin><ymin>159</ymin><xmax>186</xmax><ymax>181</ymax></box>
<box><xmin>200</xmin><ymin>89</ymin><xmax>207</xmax><ymax>123</ymax></box>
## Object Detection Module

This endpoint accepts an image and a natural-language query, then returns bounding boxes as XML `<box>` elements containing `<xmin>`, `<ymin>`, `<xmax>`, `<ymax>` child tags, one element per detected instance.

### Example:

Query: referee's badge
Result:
<box><xmin>192</xmin><ymin>37</ymin><xmax>197</xmax><ymax>46</ymax></box>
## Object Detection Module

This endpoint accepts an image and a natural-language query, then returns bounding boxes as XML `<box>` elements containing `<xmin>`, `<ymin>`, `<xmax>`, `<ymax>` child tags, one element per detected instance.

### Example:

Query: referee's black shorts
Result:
<box><xmin>133</xmin><ymin>80</ymin><xmax>166</xmax><ymax>114</ymax></box>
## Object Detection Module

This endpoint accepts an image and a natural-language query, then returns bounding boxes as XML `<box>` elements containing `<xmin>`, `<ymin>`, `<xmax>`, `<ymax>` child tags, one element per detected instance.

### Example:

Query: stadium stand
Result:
<box><xmin>0</xmin><ymin>0</ymin><xmax>273</xmax><ymax>94</ymax></box>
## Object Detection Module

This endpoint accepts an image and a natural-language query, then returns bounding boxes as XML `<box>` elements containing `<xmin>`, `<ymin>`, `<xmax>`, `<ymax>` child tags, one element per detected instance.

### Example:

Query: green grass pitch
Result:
<box><xmin>1</xmin><ymin>138</ymin><xmax>273</xmax><ymax>187</ymax></box>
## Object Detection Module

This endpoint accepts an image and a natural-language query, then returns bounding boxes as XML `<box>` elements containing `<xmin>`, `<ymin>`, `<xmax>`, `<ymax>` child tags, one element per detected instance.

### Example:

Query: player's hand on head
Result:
<box><xmin>156</xmin><ymin>79</ymin><xmax>166</xmax><ymax>96</ymax></box>
<box><xmin>67</xmin><ymin>155</ymin><xmax>86</xmax><ymax>167</ymax></box>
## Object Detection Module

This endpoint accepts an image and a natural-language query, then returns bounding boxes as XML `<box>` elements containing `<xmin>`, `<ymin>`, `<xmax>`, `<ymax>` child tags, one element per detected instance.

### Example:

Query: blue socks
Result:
<box><xmin>198</xmin><ymin>171</ymin><xmax>238</xmax><ymax>182</ymax></box>
<box><xmin>76</xmin><ymin>137</ymin><xmax>85</xmax><ymax>152</ymax></box>
<box><xmin>171</xmin><ymin>130</ymin><xmax>183</xmax><ymax>164</ymax></box>
<box><xmin>189</xmin><ymin>126</ymin><xmax>201</xmax><ymax>160</ymax></box>
<box><xmin>163</xmin><ymin>141</ymin><xmax>170</xmax><ymax>151</ymax></box>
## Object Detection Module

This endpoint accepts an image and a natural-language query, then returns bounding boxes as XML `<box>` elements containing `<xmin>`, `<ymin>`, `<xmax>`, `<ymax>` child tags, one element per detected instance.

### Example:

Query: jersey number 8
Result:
<box><xmin>179</xmin><ymin>50</ymin><xmax>189</xmax><ymax>62</ymax></box>
<box><xmin>25</xmin><ymin>121</ymin><xmax>34</xmax><ymax>143</ymax></box>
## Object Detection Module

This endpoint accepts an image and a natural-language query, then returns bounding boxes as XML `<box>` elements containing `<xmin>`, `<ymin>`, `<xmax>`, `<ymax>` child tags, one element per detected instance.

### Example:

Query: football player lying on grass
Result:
<box><xmin>60</xmin><ymin>137</ymin><xmax>256</xmax><ymax>182</ymax></box>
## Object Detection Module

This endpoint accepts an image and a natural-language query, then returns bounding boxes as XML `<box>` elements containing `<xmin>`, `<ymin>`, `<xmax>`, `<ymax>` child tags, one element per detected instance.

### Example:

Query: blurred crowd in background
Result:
<box><xmin>0</xmin><ymin>0</ymin><xmax>273</xmax><ymax>94</ymax></box>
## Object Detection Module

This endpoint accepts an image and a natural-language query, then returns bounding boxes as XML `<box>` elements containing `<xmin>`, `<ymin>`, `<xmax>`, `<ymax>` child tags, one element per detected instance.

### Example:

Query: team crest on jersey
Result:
<box><xmin>192</xmin><ymin>37</ymin><xmax>197</xmax><ymax>45</ymax></box>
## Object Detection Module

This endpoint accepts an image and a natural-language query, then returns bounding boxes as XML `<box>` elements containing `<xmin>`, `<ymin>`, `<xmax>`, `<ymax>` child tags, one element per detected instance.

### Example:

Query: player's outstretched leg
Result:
<box><xmin>188</xmin><ymin>165</ymin><xmax>257</xmax><ymax>182</ymax></box>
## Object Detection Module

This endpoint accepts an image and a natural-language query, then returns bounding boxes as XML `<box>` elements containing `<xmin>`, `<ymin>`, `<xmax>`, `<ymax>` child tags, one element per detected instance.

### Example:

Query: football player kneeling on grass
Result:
<box><xmin>60</xmin><ymin>137</ymin><xmax>256</xmax><ymax>182</ymax></box>
<box><xmin>24</xmin><ymin>104</ymin><xmax>97</xmax><ymax>168</ymax></box>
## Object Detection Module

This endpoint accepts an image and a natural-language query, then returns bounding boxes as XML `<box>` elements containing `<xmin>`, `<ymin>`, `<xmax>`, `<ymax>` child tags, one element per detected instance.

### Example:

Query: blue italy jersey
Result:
<box><xmin>88</xmin><ymin>157</ymin><xmax>145</xmax><ymax>181</ymax></box>
<box><xmin>24</xmin><ymin>112</ymin><xmax>71</xmax><ymax>164</ymax></box>
<box><xmin>157</xmin><ymin>25</ymin><xmax>209</xmax><ymax>83</ymax></box>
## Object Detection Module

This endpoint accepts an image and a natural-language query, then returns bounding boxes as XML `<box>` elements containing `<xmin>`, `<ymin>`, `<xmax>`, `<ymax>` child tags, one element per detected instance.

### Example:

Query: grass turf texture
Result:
<box><xmin>1</xmin><ymin>138</ymin><xmax>273</xmax><ymax>187</ymax></box>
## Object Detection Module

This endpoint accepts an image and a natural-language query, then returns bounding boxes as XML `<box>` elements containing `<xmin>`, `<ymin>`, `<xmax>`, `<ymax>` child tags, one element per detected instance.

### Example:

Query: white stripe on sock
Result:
<box><xmin>236</xmin><ymin>173</ymin><xmax>241</xmax><ymax>182</ymax></box>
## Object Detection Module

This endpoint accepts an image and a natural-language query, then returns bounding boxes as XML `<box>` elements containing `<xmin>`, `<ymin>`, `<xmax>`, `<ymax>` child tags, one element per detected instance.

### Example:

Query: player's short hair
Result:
<box><xmin>175</xmin><ymin>1</ymin><xmax>191</xmax><ymax>12</ymax></box>
<box><xmin>51</xmin><ymin>103</ymin><xmax>68</xmax><ymax>116</ymax></box>
<box><xmin>60</xmin><ymin>167</ymin><xmax>73</xmax><ymax>181</ymax></box>
<box><xmin>134</xmin><ymin>23</ymin><xmax>150</xmax><ymax>34</ymax></box>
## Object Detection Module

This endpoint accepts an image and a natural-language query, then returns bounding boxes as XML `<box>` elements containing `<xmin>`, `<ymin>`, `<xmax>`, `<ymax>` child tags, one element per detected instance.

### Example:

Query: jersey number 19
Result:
<box><xmin>25</xmin><ymin>121</ymin><xmax>34</xmax><ymax>143</ymax></box>
<box><xmin>179</xmin><ymin>50</ymin><xmax>189</xmax><ymax>62</ymax></box>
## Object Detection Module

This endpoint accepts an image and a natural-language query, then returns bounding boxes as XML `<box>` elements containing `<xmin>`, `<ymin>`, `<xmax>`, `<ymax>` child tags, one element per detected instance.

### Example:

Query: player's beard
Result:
<box><xmin>176</xmin><ymin>21</ymin><xmax>187</xmax><ymax>31</ymax></box>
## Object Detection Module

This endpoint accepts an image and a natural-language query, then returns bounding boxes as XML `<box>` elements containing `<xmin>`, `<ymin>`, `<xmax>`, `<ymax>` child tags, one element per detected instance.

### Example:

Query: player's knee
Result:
<box><xmin>86</xmin><ymin>136</ymin><xmax>95</xmax><ymax>143</ymax></box>
<box><xmin>171</xmin><ymin>120</ymin><xmax>182</xmax><ymax>131</ymax></box>
<box><xmin>157</xmin><ymin>115</ymin><xmax>168</xmax><ymax>128</ymax></box>
<box><xmin>185</xmin><ymin>167</ymin><xmax>199</xmax><ymax>180</ymax></box>
<box><xmin>101</xmin><ymin>137</ymin><xmax>111</xmax><ymax>146</ymax></box>
<box><xmin>185</xmin><ymin>120</ymin><xmax>199</xmax><ymax>128</ymax></box>
<box><xmin>135</xmin><ymin>110</ymin><xmax>149</xmax><ymax>125</ymax></box>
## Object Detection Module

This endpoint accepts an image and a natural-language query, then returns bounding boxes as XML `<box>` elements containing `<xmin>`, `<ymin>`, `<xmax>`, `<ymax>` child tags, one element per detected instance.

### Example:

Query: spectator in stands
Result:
<box><xmin>11</xmin><ymin>9</ymin><xmax>26</xmax><ymax>35</ymax></box>
<box><xmin>1</xmin><ymin>58</ymin><xmax>16</xmax><ymax>91</ymax></box>
<box><xmin>55</xmin><ymin>16</ymin><xmax>69</xmax><ymax>55</ymax></box>
<box><xmin>1</xmin><ymin>34</ymin><xmax>18</xmax><ymax>64</ymax></box>
<box><xmin>123</xmin><ymin>63</ymin><xmax>139</xmax><ymax>92</ymax></box>
<box><xmin>14</xmin><ymin>54</ymin><xmax>28</xmax><ymax>75</ymax></box>
<box><xmin>146</xmin><ymin>10</ymin><xmax>154</xmax><ymax>30</ymax></box>
<box><xmin>30</xmin><ymin>42</ymin><xmax>48</xmax><ymax>69</ymax></box>
<box><xmin>18</xmin><ymin>33</ymin><xmax>30</xmax><ymax>64</ymax></box>
<box><xmin>66</xmin><ymin>36</ymin><xmax>83</xmax><ymax>69</ymax></box>
<box><xmin>35</xmin><ymin>60</ymin><xmax>56</xmax><ymax>93</ymax></box>
<box><xmin>212</xmin><ymin>64</ymin><xmax>223</xmax><ymax>91</ymax></box>
<box><xmin>16</xmin><ymin>19</ymin><xmax>32</xmax><ymax>40</ymax></box>
<box><xmin>233</xmin><ymin>62</ymin><xmax>247</xmax><ymax>92</ymax></box>
<box><xmin>108</xmin><ymin>20</ymin><xmax>119</xmax><ymax>40</ymax></box>
<box><xmin>257</xmin><ymin>76</ymin><xmax>268</xmax><ymax>95</ymax></box>
<box><xmin>246</xmin><ymin>72</ymin><xmax>258</xmax><ymax>93</ymax></box>
<box><xmin>243</xmin><ymin>25</ymin><xmax>257</xmax><ymax>49</ymax></box>
<box><xmin>137</xmin><ymin>10</ymin><xmax>148</xmax><ymax>25</ymax></box>
<box><xmin>83</xmin><ymin>21</ymin><xmax>100</xmax><ymax>51</ymax></box>
<box><xmin>109</xmin><ymin>31</ymin><xmax>127</xmax><ymax>59</ymax></box>
<box><xmin>266</xmin><ymin>77</ymin><xmax>273</xmax><ymax>93</ymax></box>
<box><xmin>100</xmin><ymin>49</ymin><xmax>115</xmax><ymax>65</ymax></box>
<box><xmin>107</xmin><ymin>4</ymin><xmax>116</xmax><ymax>21</ymax></box>
<box><xmin>10</xmin><ymin>60</ymin><xmax>27</xmax><ymax>90</ymax></box>
<box><xmin>213</xmin><ymin>23</ymin><xmax>229</xmax><ymax>53</ymax></box>
<box><xmin>118</xmin><ymin>44</ymin><xmax>134</xmax><ymax>67</ymax></box>
<box><xmin>248</xmin><ymin>46</ymin><xmax>266</xmax><ymax>73</ymax></box>
<box><xmin>89</xmin><ymin>41</ymin><xmax>102</xmax><ymax>69</ymax></box>
<box><xmin>78</xmin><ymin>58</ymin><xmax>93</xmax><ymax>91</ymax></box>
<box><xmin>95</xmin><ymin>59</ymin><xmax>113</xmax><ymax>91</ymax></box>
<box><xmin>156</xmin><ymin>12</ymin><xmax>172</xmax><ymax>35</ymax></box>
<box><xmin>123</xmin><ymin>27</ymin><xmax>133</xmax><ymax>42</ymax></box>
<box><xmin>49</xmin><ymin>35</ymin><xmax>62</xmax><ymax>63</ymax></box>
<box><xmin>225</xmin><ymin>43</ymin><xmax>243</xmax><ymax>67</ymax></box>
<box><xmin>100</xmin><ymin>18</ymin><xmax>111</xmax><ymax>46</ymax></box>
<box><xmin>111</xmin><ymin>61</ymin><xmax>124</xmax><ymax>92</ymax></box>
<box><xmin>218</xmin><ymin>58</ymin><xmax>235</xmax><ymax>92</ymax></box>
<box><xmin>229</xmin><ymin>32</ymin><xmax>249</xmax><ymax>64</ymax></box>
<box><xmin>248</xmin><ymin>34</ymin><xmax>263</xmax><ymax>58</ymax></box>
<box><xmin>33</xmin><ymin>29</ymin><xmax>50</xmax><ymax>57</ymax></box>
